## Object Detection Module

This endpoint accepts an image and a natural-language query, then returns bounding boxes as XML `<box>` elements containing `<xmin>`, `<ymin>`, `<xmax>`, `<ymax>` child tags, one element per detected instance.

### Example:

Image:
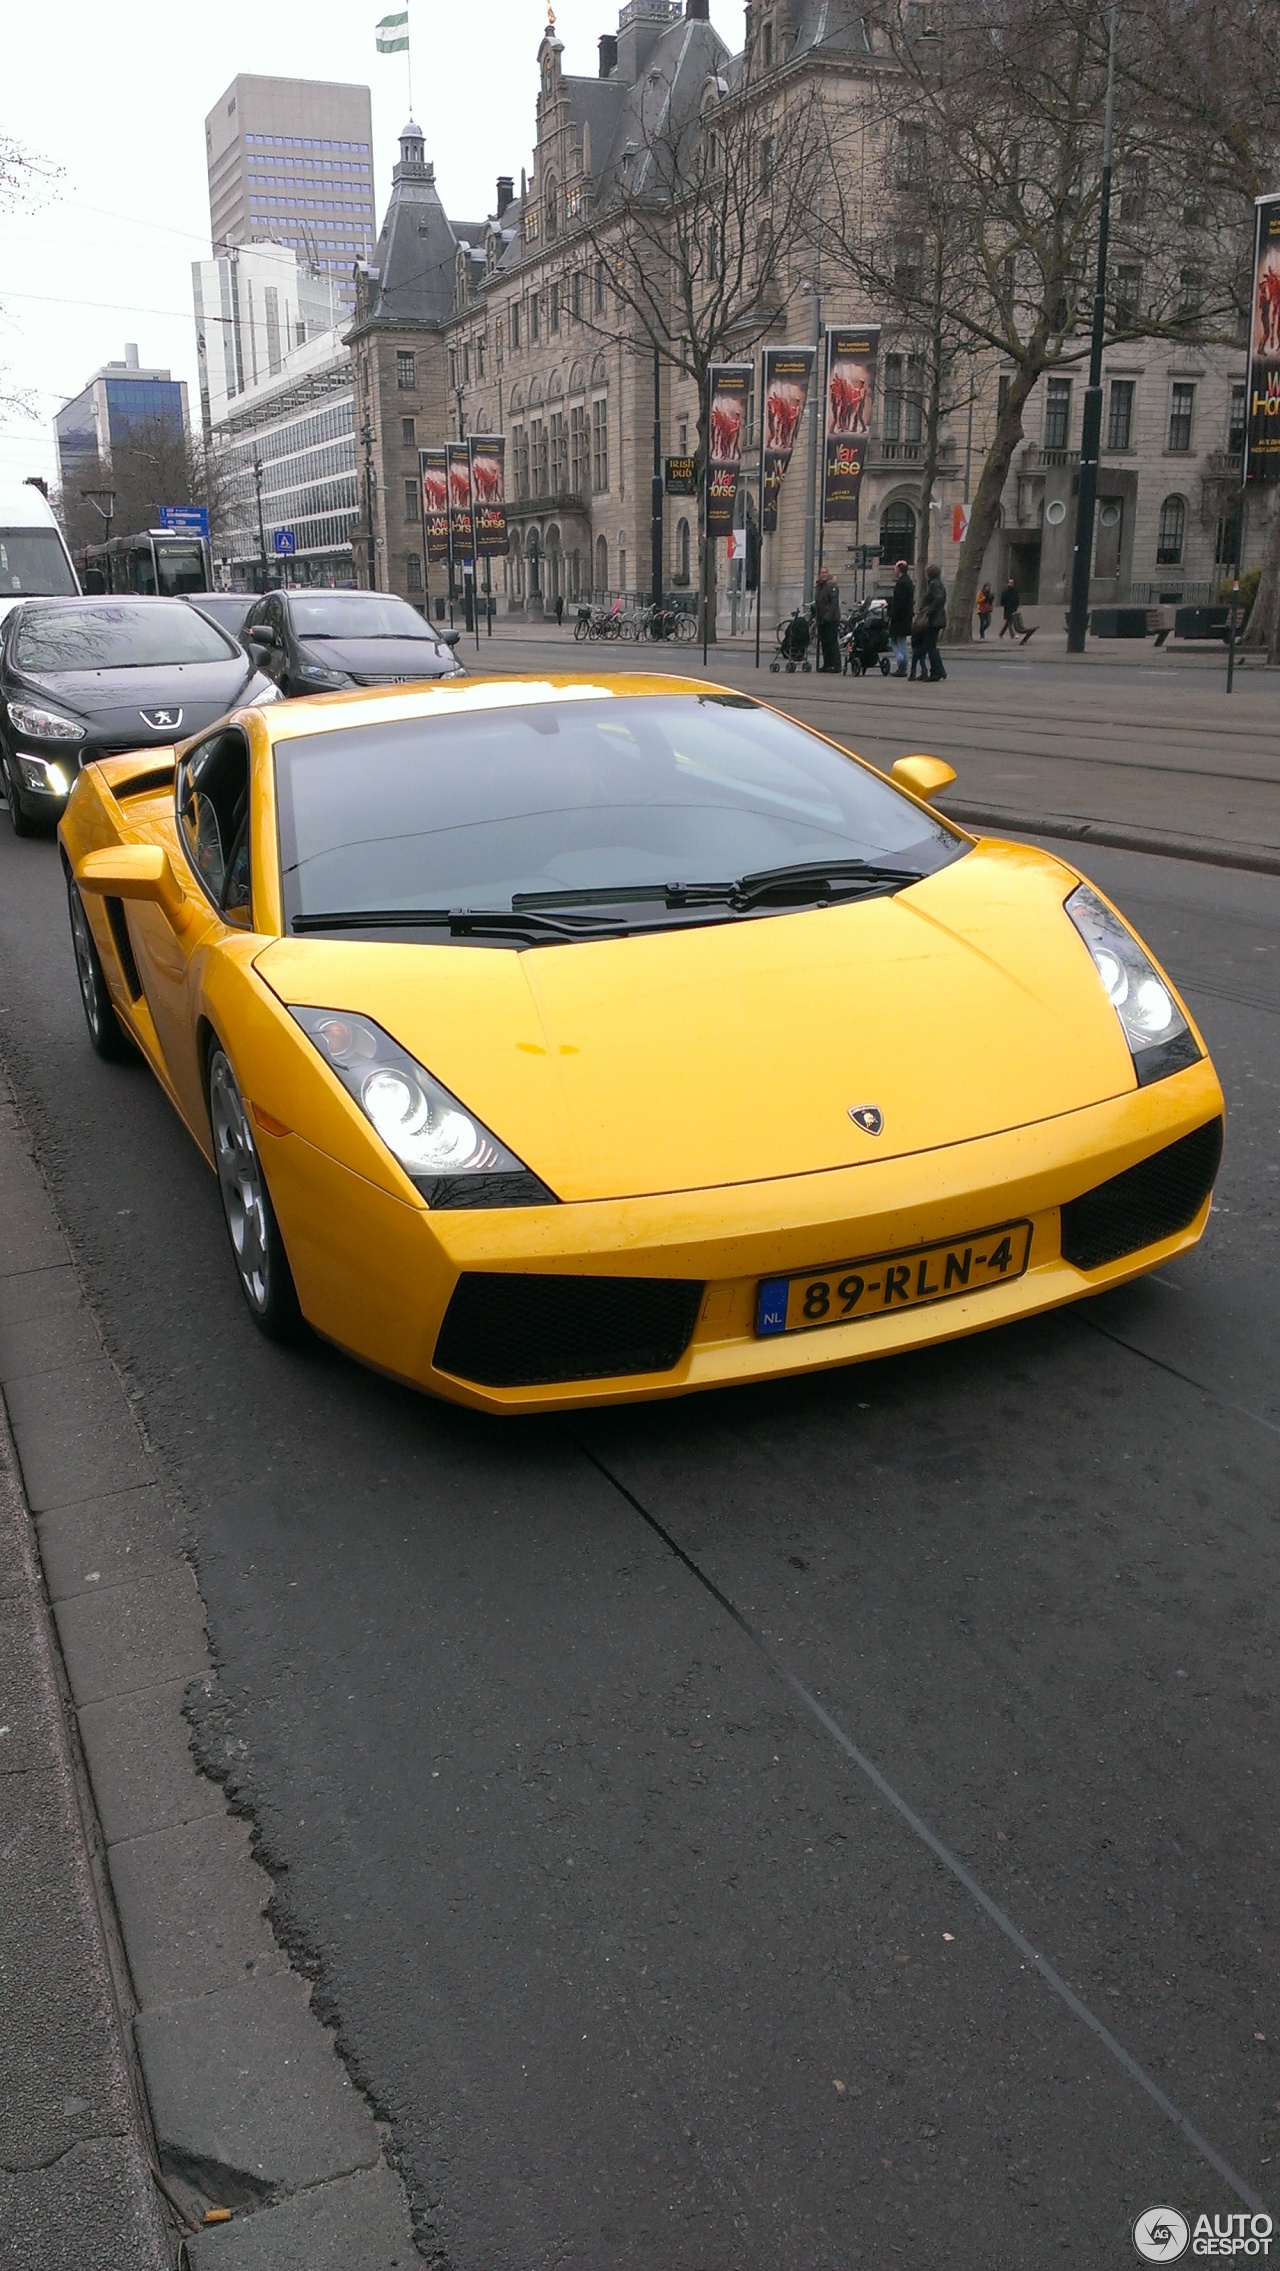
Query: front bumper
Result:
<box><xmin>254</xmin><ymin>1056</ymin><xmax>1224</xmax><ymax>1414</ymax></box>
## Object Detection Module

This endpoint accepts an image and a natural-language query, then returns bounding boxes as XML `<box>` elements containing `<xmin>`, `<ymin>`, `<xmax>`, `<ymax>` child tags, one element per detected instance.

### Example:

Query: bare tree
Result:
<box><xmin>56</xmin><ymin>419</ymin><xmax>231</xmax><ymax>554</ymax></box>
<box><xmin>574</xmin><ymin>44</ymin><xmax>827</xmax><ymax>636</ymax></box>
<box><xmin>1125</xmin><ymin>0</ymin><xmax>1280</xmax><ymax>651</ymax></box>
<box><xmin>0</xmin><ymin>134</ymin><xmax>60</xmax><ymax>425</ymax></box>
<box><xmin>829</xmin><ymin>0</ymin><xmax>1239</xmax><ymax>641</ymax></box>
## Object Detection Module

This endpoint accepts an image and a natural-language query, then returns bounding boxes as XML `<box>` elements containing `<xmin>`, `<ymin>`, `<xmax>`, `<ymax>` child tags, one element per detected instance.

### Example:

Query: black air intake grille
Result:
<box><xmin>1061</xmin><ymin>1118</ymin><xmax>1222</xmax><ymax>1270</ymax></box>
<box><xmin>434</xmin><ymin>1272</ymin><xmax>705</xmax><ymax>1387</ymax></box>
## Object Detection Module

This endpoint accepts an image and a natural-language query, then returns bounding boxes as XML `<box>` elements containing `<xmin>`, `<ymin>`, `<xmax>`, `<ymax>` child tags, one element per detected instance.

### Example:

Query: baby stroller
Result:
<box><xmin>842</xmin><ymin>597</ymin><xmax>894</xmax><ymax>676</ymax></box>
<box><xmin>770</xmin><ymin>608</ymin><xmax>813</xmax><ymax>672</ymax></box>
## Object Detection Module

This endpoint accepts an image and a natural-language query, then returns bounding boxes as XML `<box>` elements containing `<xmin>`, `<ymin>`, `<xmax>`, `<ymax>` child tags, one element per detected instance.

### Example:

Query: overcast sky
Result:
<box><xmin>0</xmin><ymin>0</ymin><xmax>740</xmax><ymax>489</ymax></box>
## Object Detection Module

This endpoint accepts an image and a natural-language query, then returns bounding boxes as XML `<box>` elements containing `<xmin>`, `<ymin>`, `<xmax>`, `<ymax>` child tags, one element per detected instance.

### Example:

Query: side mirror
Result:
<box><xmin>76</xmin><ymin>844</ymin><xmax>192</xmax><ymax>931</ymax></box>
<box><xmin>892</xmin><ymin>753</ymin><xmax>957</xmax><ymax>798</ymax></box>
<box><xmin>436</xmin><ymin>626</ymin><xmax>461</xmax><ymax>648</ymax></box>
<box><xmin>247</xmin><ymin>623</ymin><xmax>278</xmax><ymax>649</ymax></box>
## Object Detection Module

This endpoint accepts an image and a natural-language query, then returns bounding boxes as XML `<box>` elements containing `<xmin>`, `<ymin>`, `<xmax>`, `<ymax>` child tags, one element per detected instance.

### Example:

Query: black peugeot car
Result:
<box><xmin>241</xmin><ymin>588</ymin><xmax>463</xmax><ymax>697</ymax></box>
<box><xmin>0</xmin><ymin>596</ymin><xmax>279</xmax><ymax>836</ymax></box>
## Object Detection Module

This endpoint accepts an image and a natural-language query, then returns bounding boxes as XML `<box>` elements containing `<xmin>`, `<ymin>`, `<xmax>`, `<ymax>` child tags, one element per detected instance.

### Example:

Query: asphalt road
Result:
<box><xmin>1</xmin><ymin>811</ymin><xmax>1277</xmax><ymax>2269</ymax></box>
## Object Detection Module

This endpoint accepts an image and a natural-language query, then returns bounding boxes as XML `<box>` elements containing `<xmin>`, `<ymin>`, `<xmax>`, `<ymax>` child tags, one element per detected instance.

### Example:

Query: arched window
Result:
<box><xmin>545</xmin><ymin>176</ymin><xmax>558</xmax><ymax>239</ymax></box>
<box><xmin>879</xmin><ymin>500</ymin><xmax>916</xmax><ymax>566</ymax></box>
<box><xmin>676</xmin><ymin>518</ymin><xmax>691</xmax><ymax>584</ymax></box>
<box><xmin>595</xmin><ymin>532</ymin><xmax>608</xmax><ymax>595</ymax></box>
<box><xmin>1156</xmin><ymin>494</ymin><xmax>1186</xmax><ymax>565</ymax></box>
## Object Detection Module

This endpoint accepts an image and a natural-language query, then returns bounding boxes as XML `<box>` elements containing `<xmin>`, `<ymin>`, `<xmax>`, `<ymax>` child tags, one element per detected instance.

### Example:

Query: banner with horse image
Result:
<box><xmin>761</xmin><ymin>347</ymin><xmax>815</xmax><ymax>534</ymax></box>
<box><xmin>468</xmin><ymin>437</ymin><xmax>509</xmax><ymax>557</ymax></box>
<box><xmin>420</xmin><ymin>448</ymin><xmax>450</xmax><ymax>565</ymax></box>
<box><xmin>1246</xmin><ymin>194</ymin><xmax>1280</xmax><ymax>485</ymax></box>
<box><xmin>821</xmin><ymin>324</ymin><xmax>880</xmax><ymax>523</ymax></box>
<box><xmin>446</xmin><ymin>441</ymin><xmax>474</xmax><ymax>559</ymax></box>
<box><xmin>706</xmin><ymin>364</ymin><xmax>753</xmax><ymax>539</ymax></box>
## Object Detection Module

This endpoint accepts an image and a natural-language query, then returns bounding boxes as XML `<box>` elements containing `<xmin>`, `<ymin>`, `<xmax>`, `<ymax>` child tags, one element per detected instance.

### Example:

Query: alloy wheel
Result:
<box><xmin>208</xmin><ymin>1050</ymin><xmax>272</xmax><ymax>1313</ymax></box>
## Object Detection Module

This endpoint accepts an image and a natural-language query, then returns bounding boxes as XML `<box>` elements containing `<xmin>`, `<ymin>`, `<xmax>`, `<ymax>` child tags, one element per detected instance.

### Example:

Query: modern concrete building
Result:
<box><xmin>205</xmin><ymin>74</ymin><xmax>376</xmax><ymax>309</ymax></box>
<box><xmin>54</xmin><ymin>346</ymin><xmax>189</xmax><ymax>494</ymax></box>
<box><xmin>193</xmin><ymin>242</ymin><xmax>340</xmax><ymax>434</ymax></box>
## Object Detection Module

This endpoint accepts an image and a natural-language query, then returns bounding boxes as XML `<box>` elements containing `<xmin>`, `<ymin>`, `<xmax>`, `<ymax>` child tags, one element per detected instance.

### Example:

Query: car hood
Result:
<box><xmin>15</xmin><ymin>659</ymin><xmax>259</xmax><ymax>740</ymax></box>
<box><xmin>255</xmin><ymin>841</ymin><xmax>1144</xmax><ymax>1202</ymax></box>
<box><xmin>299</xmin><ymin>636</ymin><xmax>458</xmax><ymax>679</ymax></box>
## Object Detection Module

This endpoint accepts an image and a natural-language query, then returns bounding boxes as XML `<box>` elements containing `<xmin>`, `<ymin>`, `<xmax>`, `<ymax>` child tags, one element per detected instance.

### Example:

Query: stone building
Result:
<box><xmin>351</xmin><ymin>0</ymin><xmax>1253</xmax><ymax>628</ymax></box>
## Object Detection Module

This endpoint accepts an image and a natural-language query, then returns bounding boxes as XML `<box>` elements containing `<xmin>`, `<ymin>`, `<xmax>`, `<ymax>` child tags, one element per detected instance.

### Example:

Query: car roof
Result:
<box><xmin>0</xmin><ymin>482</ymin><xmax>63</xmax><ymax>532</ymax></box>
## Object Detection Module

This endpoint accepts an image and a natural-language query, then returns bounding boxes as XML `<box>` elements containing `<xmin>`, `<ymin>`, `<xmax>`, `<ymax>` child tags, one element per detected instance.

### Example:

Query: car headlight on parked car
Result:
<box><xmin>1065</xmin><ymin>883</ymin><xmax>1201</xmax><ymax>1085</ymax></box>
<box><xmin>16</xmin><ymin>755</ymin><xmax>70</xmax><ymax>795</ymax></box>
<box><xmin>289</xmin><ymin>1006</ymin><xmax>530</xmax><ymax>1182</ymax></box>
<box><xmin>248</xmin><ymin>676</ymin><xmax>282</xmax><ymax>703</ymax></box>
<box><xmin>7</xmin><ymin>697</ymin><xmax>85</xmax><ymax>742</ymax></box>
<box><xmin>297</xmin><ymin>663</ymin><xmax>353</xmax><ymax>689</ymax></box>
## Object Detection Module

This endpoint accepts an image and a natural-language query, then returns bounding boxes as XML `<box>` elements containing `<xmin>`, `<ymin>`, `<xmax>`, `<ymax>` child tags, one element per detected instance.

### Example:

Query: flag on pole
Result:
<box><xmin>376</xmin><ymin>10</ymin><xmax>409</xmax><ymax>51</ymax></box>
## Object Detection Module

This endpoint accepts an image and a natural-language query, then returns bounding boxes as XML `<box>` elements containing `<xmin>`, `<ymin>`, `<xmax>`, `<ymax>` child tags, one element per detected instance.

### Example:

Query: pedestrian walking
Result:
<box><xmin>918</xmin><ymin>562</ymin><xmax>948</xmax><ymax>681</ymax></box>
<box><xmin>554</xmin><ymin>592</ymin><xmax>564</xmax><ymax>628</ymax></box>
<box><xmin>813</xmin><ymin>566</ymin><xmax>842</xmax><ymax>673</ymax></box>
<box><xmin>999</xmin><ymin>576</ymin><xmax>1036</xmax><ymax>643</ymax></box>
<box><xmin>887</xmin><ymin>559</ymin><xmax>914</xmax><ymax>676</ymax></box>
<box><xmin>976</xmin><ymin>582</ymin><xmax>995</xmax><ymax>639</ymax></box>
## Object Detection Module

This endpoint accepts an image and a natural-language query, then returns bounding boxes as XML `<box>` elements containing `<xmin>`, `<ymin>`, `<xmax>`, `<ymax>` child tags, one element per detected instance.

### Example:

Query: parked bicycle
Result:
<box><xmin>573</xmin><ymin>598</ymin><xmax>630</xmax><ymax>641</ymax></box>
<box><xmin>636</xmin><ymin>602</ymin><xmax>697</xmax><ymax>642</ymax></box>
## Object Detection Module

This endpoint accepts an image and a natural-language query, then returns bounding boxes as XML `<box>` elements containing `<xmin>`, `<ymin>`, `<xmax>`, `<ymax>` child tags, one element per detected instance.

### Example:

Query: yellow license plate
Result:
<box><xmin>755</xmin><ymin>1220</ymin><xmax>1033</xmax><ymax>1337</ymax></box>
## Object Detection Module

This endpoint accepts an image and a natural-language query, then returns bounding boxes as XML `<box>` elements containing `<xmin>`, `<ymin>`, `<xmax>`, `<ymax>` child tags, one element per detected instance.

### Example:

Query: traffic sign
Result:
<box><xmin>273</xmin><ymin>529</ymin><xmax>297</xmax><ymax>556</ymax></box>
<box><xmin>159</xmin><ymin>505</ymin><xmax>209</xmax><ymax>539</ymax></box>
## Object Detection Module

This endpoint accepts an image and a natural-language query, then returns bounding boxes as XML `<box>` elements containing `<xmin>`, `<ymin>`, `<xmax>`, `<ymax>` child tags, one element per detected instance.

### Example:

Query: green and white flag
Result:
<box><xmin>375</xmin><ymin>10</ymin><xmax>408</xmax><ymax>51</ymax></box>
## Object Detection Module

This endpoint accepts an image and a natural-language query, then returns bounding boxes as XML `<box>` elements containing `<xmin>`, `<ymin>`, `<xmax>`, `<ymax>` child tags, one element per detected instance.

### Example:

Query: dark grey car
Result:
<box><xmin>242</xmin><ymin>589</ymin><xmax>463</xmax><ymax>697</ymax></box>
<box><xmin>1</xmin><ymin>596</ymin><xmax>278</xmax><ymax>836</ymax></box>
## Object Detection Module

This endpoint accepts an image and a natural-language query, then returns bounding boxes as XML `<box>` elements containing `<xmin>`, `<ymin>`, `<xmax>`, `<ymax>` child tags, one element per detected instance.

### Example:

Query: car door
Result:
<box><xmin>122</xmin><ymin>725</ymin><xmax>253</xmax><ymax>1133</ymax></box>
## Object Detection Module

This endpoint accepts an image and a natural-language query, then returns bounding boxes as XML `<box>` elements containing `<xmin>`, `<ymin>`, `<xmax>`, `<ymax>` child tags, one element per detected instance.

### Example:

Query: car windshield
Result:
<box><xmin>0</xmin><ymin>530</ymin><xmax>77</xmax><ymax>598</ymax></box>
<box><xmin>275</xmin><ymin>691</ymin><xmax>963</xmax><ymax>934</ymax></box>
<box><xmin>188</xmin><ymin>595</ymin><xmax>252</xmax><ymax>634</ymax></box>
<box><xmin>13</xmin><ymin>602</ymin><xmax>235</xmax><ymax>672</ymax></box>
<box><xmin>288</xmin><ymin>593</ymin><xmax>437</xmax><ymax>640</ymax></box>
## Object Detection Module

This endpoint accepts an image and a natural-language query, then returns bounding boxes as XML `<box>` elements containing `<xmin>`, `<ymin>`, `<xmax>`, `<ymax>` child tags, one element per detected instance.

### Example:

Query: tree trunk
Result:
<box><xmin>917</xmin><ymin>358</ymin><xmax>942</xmax><ymax>573</ymax></box>
<box><xmin>943</xmin><ymin>356</ymin><xmax>1044</xmax><ymax>643</ymax></box>
<box><xmin>695</xmin><ymin>405</ymin><xmax>718</xmax><ymax>644</ymax></box>
<box><xmin>1241</xmin><ymin>487</ymin><xmax>1280</xmax><ymax>656</ymax></box>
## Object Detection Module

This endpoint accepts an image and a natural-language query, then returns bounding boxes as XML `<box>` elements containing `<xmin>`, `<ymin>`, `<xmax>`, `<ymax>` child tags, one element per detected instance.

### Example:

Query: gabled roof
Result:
<box><xmin>354</xmin><ymin>152</ymin><xmax>461</xmax><ymax>330</ymax></box>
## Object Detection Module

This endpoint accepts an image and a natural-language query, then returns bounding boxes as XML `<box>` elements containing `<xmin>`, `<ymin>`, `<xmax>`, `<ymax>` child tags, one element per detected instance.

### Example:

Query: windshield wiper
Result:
<box><xmin>516</xmin><ymin>861</ymin><xmax>920</xmax><ymax>917</ymax></box>
<box><xmin>727</xmin><ymin>859</ymin><xmax>920</xmax><ymax>909</ymax></box>
<box><xmin>291</xmin><ymin>904</ymin><xmax>632</xmax><ymax>941</ymax></box>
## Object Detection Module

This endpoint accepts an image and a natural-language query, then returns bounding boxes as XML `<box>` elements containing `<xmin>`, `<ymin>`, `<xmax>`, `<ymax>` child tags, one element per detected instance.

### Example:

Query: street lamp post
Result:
<box><xmin>651</xmin><ymin>343</ymin><xmax>664</xmax><ymax>615</ymax></box>
<box><xmin>1066</xmin><ymin>0</ymin><xmax>1120</xmax><ymax>655</ymax></box>
<box><xmin>360</xmin><ymin>423</ymin><xmax>377</xmax><ymax>590</ymax></box>
<box><xmin>251</xmin><ymin>459</ymin><xmax>269</xmax><ymax>591</ymax></box>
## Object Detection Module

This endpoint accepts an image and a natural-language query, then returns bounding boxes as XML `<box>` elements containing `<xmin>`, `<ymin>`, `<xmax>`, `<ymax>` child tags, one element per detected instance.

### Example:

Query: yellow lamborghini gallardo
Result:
<box><xmin>58</xmin><ymin>673</ymin><xmax>1223</xmax><ymax>1413</ymax></box>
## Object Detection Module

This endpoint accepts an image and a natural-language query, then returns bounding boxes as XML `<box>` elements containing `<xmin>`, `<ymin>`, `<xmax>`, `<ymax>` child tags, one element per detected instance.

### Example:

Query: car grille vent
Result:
<box><xmin>105</xmin><ymin>898</ymin><xmax>143</xmax><ymax>1001</ymax></box>
<box><xmin>434</xmin><ymin>1272</ymin><xmax>705</xmax><ymax>1387</ymax></box>
<box><xmin>1060</xmin><ymin>1117</ymin><xmax>1223</xmax><ymax>1270</ymax></box>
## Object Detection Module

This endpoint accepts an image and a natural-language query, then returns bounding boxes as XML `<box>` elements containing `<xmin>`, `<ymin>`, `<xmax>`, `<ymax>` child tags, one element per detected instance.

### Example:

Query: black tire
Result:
<box><xmin>66</xmin><ymin>873</ymin><xmax>136</xmax><ymax>1062</ymax></box>
<box><xmin>879</xmin><ymin>655</ymin><xmax>892</xmax><ymax>675</ymax></box>
<box><xmin>785</xmin><ymin>660</ymin><xmax>796</xmax><ymax>673</ymax></box>
<box><xmin>769</xmin><ymin>660</ymin><xmax>781</xmax><ymax>673</ymax></box>
<box><xmin>207</xmin><ymin>1045</ymin><xmax>304</xmax><ymax>1342</ymax></box>
<box><xmin>4</xmin><ymin>752</ymin><xmax>42</xmax><ymax>837</ymax></box>
<box><xmin>847</xmin><ymin>656</ymin><xmax>863</xmax><ymax>677</ymax></box>
<box><xmin>801</xmin><ymin>659</ymin><xmax>813</xmax><ymax>673</ymax></box>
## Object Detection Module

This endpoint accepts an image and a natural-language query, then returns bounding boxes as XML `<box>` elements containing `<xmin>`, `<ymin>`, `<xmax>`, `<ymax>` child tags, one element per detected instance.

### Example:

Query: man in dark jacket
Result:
<box><xmin>887</xmin><ymin>559</ymin><xmax>914</xmax><ymax>676</ymax></box>
<box><xmin>920</xmin><ymin>563</ymin><xmax>948</xmax><ymax>681</ymax></box>
<box><xmin>812</xmin><ymin>566</ymin><xmax>841</xmax><ymax>672</ymax></box>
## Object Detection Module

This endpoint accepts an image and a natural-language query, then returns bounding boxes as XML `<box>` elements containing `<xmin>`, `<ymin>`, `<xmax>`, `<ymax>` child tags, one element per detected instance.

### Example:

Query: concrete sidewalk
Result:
<box><xmin>0</xmin><ymin>1069</ymin><xmax>419</xmax><ymax>2269</ymax></box>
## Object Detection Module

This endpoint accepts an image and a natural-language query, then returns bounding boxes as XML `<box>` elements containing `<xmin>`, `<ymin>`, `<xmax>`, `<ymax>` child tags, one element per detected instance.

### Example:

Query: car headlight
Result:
<box><xmin>16</xmin><ymin>754</ymin><xmax>70</xmax><ymax>795</ymax></box>
<box><xmin>289</xmin><ymin>1005</ymin><xmax>552</xmax><ymax>1203</ymax></box>
<box><xmin>7</xmin><ymin>698</ymin><xmax>85</xmax><ymax>742</ymax></box>
<box><xmin>297</xmin><ymin>663</ymin><xmax>352</xmax><ymax>689</ymax></box>
<box><xmin>248</xmin><ymin>675</ymin><xmax>282</xmax><ymax>704</ymax></box>
<box><xmin>1065</xmin><ymin>883</ymin><xmax>1201</xmax><ymax>1085</ymax></box>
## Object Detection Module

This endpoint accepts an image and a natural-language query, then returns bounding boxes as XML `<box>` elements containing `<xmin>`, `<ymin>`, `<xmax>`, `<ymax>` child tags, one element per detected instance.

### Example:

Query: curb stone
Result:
<box><xmin>0</xmin><ymin>1068</ymin><xmax>419</xmax><ymax>2266</ymax></box>
<box><xmin>941</xmin><ymin>799</ymin><xmax>1280</xmax><ymax>877</ymax></box>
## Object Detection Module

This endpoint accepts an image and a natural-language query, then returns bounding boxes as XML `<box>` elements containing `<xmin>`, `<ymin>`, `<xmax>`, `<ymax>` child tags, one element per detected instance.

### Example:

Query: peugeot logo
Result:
<box><xmin>848</xmin><ymin>1105</ymin><xmax>884</xmax><ymax>1135</ymax></box>
<box><xmin>139</xmin><ymin>707</ymin><xmax>182</xmax><ymax>732</ymax></box>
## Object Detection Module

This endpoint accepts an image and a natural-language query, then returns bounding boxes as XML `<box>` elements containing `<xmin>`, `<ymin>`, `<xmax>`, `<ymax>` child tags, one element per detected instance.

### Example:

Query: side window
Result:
<box><xmin>177</xmin><ymin>729</ymin><xmax>252</xmax><ymax>926</ymax></box>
